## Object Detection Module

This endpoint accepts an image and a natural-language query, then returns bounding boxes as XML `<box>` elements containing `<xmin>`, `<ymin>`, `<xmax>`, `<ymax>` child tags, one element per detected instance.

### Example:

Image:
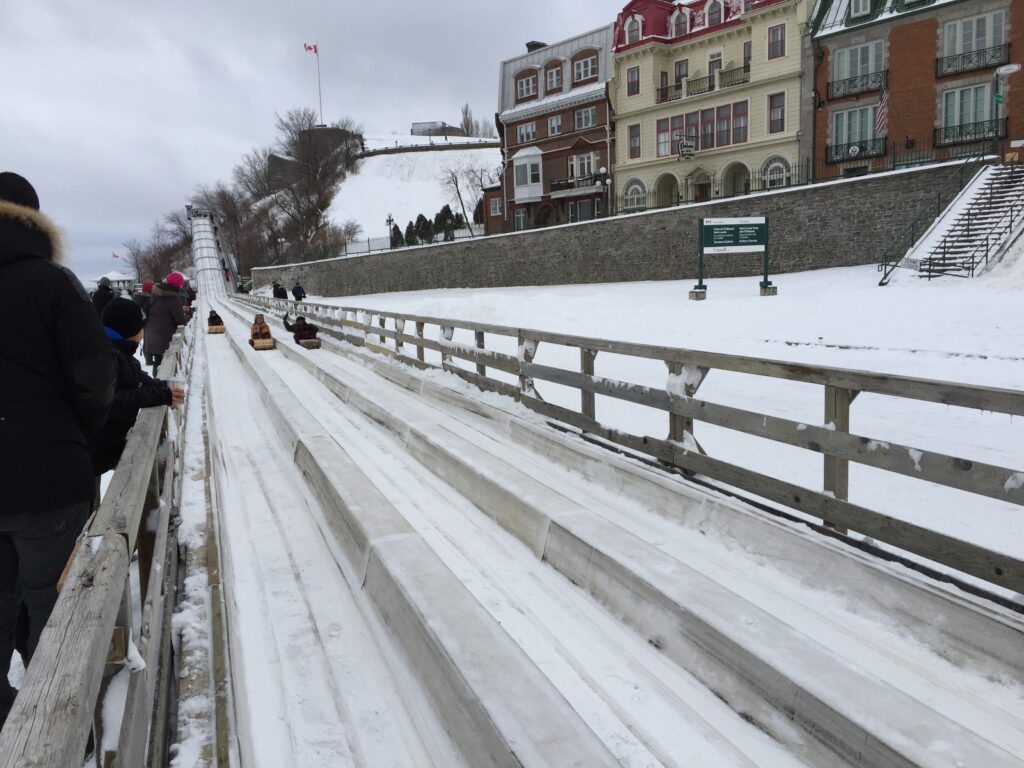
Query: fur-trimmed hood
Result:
<box><xmin>0</xmin><ymin>199</ymin><xmax>64</xmax><ymax>264</ymax></box>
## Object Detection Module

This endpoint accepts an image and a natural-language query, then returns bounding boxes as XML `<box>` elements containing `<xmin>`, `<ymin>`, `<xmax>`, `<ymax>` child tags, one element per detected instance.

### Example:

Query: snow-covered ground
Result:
<box><xmin>329</xmin><ymin>137</ymin><xmax>500</xmax><ymax>241</ymax></box>
<box><xmin>279</xmin><ymin>244</ymin><xmax>1024</xmax><ymax>563</ymax></box>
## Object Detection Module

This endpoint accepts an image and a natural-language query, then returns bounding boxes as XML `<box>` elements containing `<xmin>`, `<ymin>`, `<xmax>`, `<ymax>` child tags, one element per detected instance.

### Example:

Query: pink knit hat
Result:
<box><xmin>165</xmin><ymin>271</ymin><xmax>185</xmax><ymax>289</ymax></box>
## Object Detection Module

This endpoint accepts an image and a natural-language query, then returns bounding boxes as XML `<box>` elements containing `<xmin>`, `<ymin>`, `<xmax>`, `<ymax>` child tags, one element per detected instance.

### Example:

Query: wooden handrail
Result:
<box><xmin>0</xmin><ymin>323</ymin><xmax>196</xmax><ymax>767</ymax></box>
<box><xmin>237</xmin><ymin>293</ymin><xmax>1024</xmax><ymax>594</ymax></box>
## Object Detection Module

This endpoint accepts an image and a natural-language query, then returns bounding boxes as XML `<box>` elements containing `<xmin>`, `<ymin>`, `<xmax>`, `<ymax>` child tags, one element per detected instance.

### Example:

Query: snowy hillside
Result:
<box><xmin>329</xmin><ymin>135</ymin><xmax>501</xmax><ymax>241</ymax></box>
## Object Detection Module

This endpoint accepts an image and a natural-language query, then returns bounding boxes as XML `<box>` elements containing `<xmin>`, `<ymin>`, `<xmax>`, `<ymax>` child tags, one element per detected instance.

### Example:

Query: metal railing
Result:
<box><xmin>238</xmin><ymin>293</ymin><xmax>1024</xmax><ymax>599</ymax></box>
<box><xmin>656</xmin><ymin>82</ymin><xmax>685</xmax><ymax>104</ymax></box>
<box><xmin>687</xmin><ymin>74</ymin><xmax>715</xmax><ymax>97</ymax></box>
<box><xmin>826</xmin><ymin>137</ymin><xmax>887</xmax><ymax>163</ymax></box>
<box><xmin>719</xmin><ymin>65</ymin><xmax>751</xmax><ymax>89</ymax></box>
<box><xmin>877</xmin><ymin>151</ymin><xmax>994</xmax><ymax>284</ymax></box>
<box><xmin>936</xmin><ymin>43</ymin><xmax>1010</xmax><ymax>77</ymax></box>
<box><xmin>935</xmin><ymin>118</ymin><xmax>1008</xmax><ymax>147</ymax></box>
<box><xmin>0</xmin><ymin>324</ymin><xmax>197</xmax><ymax>768</ymax></box>
<box><xmin>550</xmin><ymin>175</ymin><xmax>599</xmax><ymax>192</ymax></box>
<box><xmin>922</xmin><ymin>164</ymin><xmax>1024</xmax><ymax>279</ymax></box>
<box><xmin>827</xmin><ymin>69</ymin><xmax>887</xmax><ymax>99</ymax></box>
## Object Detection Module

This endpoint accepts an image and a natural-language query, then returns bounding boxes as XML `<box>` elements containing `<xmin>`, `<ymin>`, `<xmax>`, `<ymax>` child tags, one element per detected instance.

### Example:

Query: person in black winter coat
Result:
<box><xmin>143</xmin><ymin>272</ymin><xmax>187</xmax><ymax>374</ymax></box>
<box><xmin>0</xmin><ymin>172</ymin><xmax>117</xmax><ymax>729</ymax></box>
<box><xmin>92</xmin><ymin>276</ymin><xmax>115</xmax><ymax>316</ymax></box>
<box><xmin>291</xmin><ymin>282</ymin><xmax>306</xmax><ymax>302</ymax></box>
<box><xmin>272</xmin><ymin>281</ymin><xmax>288</xmax><ymax>300</ymax></box>
<box><xmin>283</xmin><ymin>312</ymin><xmax>319</xmax><ymax>344</ymax></box>
<box><xmin>93</xmin><ymin>298</ymin><xmax>184</xmax><ymax>475</ymax></box>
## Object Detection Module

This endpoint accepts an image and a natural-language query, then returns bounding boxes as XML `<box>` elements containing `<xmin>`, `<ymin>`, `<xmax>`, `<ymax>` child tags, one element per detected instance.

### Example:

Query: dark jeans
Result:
<box><xmin>0</xmin><ymin>501</ymin><xmax>90</xmax><ymax>729</ymax></box>
<box><xmin>150</xmin><ymin>352</ymin><xmax>163</xmax><ymax>378</ymax></box>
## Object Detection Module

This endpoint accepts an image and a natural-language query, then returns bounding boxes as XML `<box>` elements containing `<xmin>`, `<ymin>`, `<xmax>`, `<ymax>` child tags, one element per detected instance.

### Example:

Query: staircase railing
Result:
<box><xmin>922</xmin><ymin>162</ymin><xmax>1024</xmax><ymax>279</ymax></box>
<box><xmin>877</xmin><ymin>153</ymin><xmax>993</xmax><ymax>285</ymax></box>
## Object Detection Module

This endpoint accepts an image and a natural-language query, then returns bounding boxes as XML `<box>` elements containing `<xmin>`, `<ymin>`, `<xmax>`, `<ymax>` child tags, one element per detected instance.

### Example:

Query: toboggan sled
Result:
<box><xmin>252</xmin><ymin>337</ymin><xmax>275</xmax><ymax>350</ymax></box>
<box><xmin>299</xmin><ymin>338</ymin><xmax>322</xmax><ymax>350</ymax></box>
<box><xmin>207</xmin><ymin>325</ymin><xmax>225</xmax><ymax>334</ymax></box>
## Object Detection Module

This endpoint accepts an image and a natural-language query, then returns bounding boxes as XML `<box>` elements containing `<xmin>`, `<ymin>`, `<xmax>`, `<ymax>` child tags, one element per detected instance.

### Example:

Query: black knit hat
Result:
<box><xmin>0</xmin><ymin>172</ymin><xmax>40</xmax><ymax>211</ymax></box>
<box><xmin>102</xmin><ymin>297</ymin><xmax>146</xmax><ymax>339</ymax></box>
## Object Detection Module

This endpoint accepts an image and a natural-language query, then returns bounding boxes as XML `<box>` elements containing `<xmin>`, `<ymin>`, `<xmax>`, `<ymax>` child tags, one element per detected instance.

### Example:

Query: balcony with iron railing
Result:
<box><xmin>687</xmin><ymin>74</ymin><xmax>715</xmax><ymax>97</ymax></box>
<box><xmin>656</xmin><ymin>82</ymin><xmax>685</xmax><ymax>104</ymax></box>
<box><xmin>934</xmin><ymin>118</ymin><xmax>1007</xmax><ymax>147</ymax></box>
<box><xmin>825</xmin><ymin>137</ymin><xmax>887</xmax><ymax>163</ymax></box>
<box><xmin>550</xmin><ymin>174</ymin><xmax>602</xmax><ymax>197</ymax></box>
<box><xmin>718</xmin><ymin>65</ymin><xmax>751</xmax><ymax>89</ymax></box>
<box><xmin>827</xmin><ymin>69</ymin><xmax>887</xmax><ymax>100</ymax></box>
<box><xmin>936</xmin><ymin>44</ymin><xmax>1010</xmax><ymax>77</ymax></box>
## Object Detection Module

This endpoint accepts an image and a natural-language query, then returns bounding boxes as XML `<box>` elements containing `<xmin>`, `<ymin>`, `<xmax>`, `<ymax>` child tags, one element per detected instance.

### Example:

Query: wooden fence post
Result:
<box><xmin>823</xmin><ymin>385</ymin><xmax>858</xmax><ymax>533</ymax></box>
<box><xmin>666</xmin><ymin>362</ymin><xmax>709</xmax><ymax>447</ymax></box>
<box><xmin>416</xmin><ymin>322</ymin><xmax>425</xmax><ymax>362</ymax></box>
<box><xmin>475</xmin><ymin>331</ymin><xmax>487</xmax><ymax>377</ymax></box>
<box><xmin>581</xmin><ymin>349</ymin><xmax>596</xmax><ymax>421</ymax></box>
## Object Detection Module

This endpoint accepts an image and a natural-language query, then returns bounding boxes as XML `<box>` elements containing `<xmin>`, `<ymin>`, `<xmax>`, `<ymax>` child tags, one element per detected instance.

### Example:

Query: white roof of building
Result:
<box><xmin>95</xmin><ymin>270</ymin><xmax>135</xmax><ymax>282</ymax></box>
<box><xmin>499</xmin><ymin>80</ymin><xmax>607</xmax><ymax>123</ymax></box>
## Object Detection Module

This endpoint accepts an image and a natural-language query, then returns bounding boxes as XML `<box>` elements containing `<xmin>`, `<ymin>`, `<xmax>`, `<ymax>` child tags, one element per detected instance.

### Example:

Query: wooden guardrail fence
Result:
<box><xmin>0</xmin><ymin>321</ymin><xmax>196</xmax><ymax>768</ymax></box>
<box><xmin>239</xmin><ymin>293</ymin><xmax>1024</xmax><ymax>596</ymax></box>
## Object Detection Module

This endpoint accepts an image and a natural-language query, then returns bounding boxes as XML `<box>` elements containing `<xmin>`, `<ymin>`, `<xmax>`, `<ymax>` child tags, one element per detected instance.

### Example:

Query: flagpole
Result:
<box><xmin>316</xmin><ymin>42</ymin><xmax>323</xmax><ymax>124</ymax></box>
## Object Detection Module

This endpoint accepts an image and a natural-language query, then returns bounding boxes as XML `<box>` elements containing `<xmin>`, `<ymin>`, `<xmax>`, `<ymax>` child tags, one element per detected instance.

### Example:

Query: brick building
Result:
<box><xmin>609</xmin><ymin>0</ymin><xmax>811</xmax><ymax>210</ymax></box>
<box><xmin>810</xmin><ymin>0</ymin><xmax>1023</xmax><ymax>174</ymax></box>
<box><xmin>495</xmin><ymin>26</ymin><xmax>616</xmax><ymax>232</ymax></box>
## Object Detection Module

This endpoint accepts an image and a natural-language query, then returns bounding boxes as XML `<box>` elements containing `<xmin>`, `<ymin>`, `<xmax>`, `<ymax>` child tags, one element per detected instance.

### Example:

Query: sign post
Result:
<box><xmin>690</xmin><ymin>216</ymin><xmax>774</xmax><ymax>300</ymax></box>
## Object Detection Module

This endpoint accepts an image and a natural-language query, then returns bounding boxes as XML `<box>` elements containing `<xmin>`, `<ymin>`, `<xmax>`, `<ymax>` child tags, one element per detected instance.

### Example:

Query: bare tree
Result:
<box><xmin>460</xmin><ymin>103</ymin><xmax>475</xmax><ymax>136</ymax></box>
<box><xmin>440</xmin><ymin>167</ymin><xmax>475</xmax><ymax>237</ymax></box>
<box><xmin>121</xmin><ymin>238</ymin><xmax>146</xmax><ymax>279</ymax></box>
<box><xmin>233</xmin><ymin>147</ymin><xmax>274</xmax><ymax>202</ymax></box>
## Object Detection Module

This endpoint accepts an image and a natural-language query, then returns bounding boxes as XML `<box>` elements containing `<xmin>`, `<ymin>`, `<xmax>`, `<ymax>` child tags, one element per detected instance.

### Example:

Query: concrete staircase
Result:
<box><xmin>917</xmin><ymin>163</ymin><xmax>1024</xmax><ymax>278</ymax></box>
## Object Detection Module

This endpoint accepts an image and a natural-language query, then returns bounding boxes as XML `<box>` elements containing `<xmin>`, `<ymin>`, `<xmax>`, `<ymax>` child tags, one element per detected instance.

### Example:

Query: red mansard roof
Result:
<box><xmin>613</xmin><ymin>0</ymin><xmax>789</xmax><ymax>52</ymax></box>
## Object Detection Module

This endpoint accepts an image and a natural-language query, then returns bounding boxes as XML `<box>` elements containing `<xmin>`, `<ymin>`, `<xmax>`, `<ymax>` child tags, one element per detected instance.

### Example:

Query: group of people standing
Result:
<box><xmin>272</xmin><ymin>280</ymin><xmax>306</xmax><ymax>302</ymax></box>
<box><xmin>0</xmin><ymin>172</ymin><xmax>186</xmax><ymax>733</ymax></box>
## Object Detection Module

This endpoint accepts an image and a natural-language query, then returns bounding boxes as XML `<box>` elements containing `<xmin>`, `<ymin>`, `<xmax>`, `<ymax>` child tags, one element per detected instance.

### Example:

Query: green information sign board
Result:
<box><xmin>693</xmin><ymin>216</ymin><xmax>774</xmax><ymax>298</ymax></box>
<box><xmin>994</xmin><ymin>94</ymin><xmax>1005</xmax><ymax>104</ymax></box>
<box><xmin>702</xmin><ymin>217</ymin><xmax>767</xmax><ymax>253</ymax></box>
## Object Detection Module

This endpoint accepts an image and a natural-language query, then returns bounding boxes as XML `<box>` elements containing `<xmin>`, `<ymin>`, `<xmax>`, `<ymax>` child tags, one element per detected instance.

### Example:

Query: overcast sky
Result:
<box><xmin>1</xmin><ymin>0</ymin><xmax>617</xmax><ymax>282</ymax></box>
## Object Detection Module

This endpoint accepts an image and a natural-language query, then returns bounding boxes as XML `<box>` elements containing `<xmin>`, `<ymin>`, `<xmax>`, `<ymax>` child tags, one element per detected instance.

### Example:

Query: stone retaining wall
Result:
<box><xmin>253</xmin><ymin>161</ymin><xmax>982</xmax><ymax>296</ymax></box>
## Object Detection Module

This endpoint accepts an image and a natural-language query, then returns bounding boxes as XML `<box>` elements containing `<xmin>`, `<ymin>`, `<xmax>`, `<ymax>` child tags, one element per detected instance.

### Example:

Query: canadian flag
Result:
<box><xmin>304</xmin><ymin>42</ymin><xmax>318</xmax><ymax>54</ymax></box>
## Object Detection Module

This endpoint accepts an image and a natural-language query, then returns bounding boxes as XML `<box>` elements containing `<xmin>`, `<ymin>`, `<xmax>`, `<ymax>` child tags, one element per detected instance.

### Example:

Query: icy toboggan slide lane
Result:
<box><xmin>195</xmin><ymin>214</ymin><xmax>1024</xmax><ymax>767</ymax></box>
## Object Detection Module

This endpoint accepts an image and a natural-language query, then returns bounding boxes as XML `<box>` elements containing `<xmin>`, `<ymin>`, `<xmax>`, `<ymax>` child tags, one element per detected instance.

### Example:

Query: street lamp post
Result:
<box><xmin>386</xmin><ymin>213</ymin><xmax>395</xmax><ymax>248</ymax></box>
<box><xmin>595</xmin><ymin>167</ymin><xmax>612</xmax><ymax>217</ymax></box>
<box><xmin>995</xmin><ymin>63</ymin><xmax>1021</xmax><ymax>137</ymax></box>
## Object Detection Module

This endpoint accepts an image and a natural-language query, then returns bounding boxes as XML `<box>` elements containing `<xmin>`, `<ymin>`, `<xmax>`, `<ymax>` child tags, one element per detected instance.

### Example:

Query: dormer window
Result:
<box><xmin>671</xmin><ymin>12</ymin><xmax>688</xmax><ymax>37</ymax></box>
<box><xmin>574</xmin><ymin>55</ymin><xmax>598</xmax><ymax>81</ymax></box>
<box><xmin>706</xmin><ymin>0</ymin><xmax>723</xmax><ymax>27</ymax></box>
<box><xmin>516</xmin><ymin>74</ymin><xmax>538</xmax><ymax>99</ymax></box>
<box><xmin>626</xmin><ymin>17</ymin><xmax>641</xmax><ymax>43</ymax></box>
<box><xmin>850</xmin><ymin>0</ymin><xmax>870</xmax><ymax>18</ymax></box>
<box><xmin>547</xmin><ymin>66</ymin><xmax>562</xmax><ymax>91</ymax></box>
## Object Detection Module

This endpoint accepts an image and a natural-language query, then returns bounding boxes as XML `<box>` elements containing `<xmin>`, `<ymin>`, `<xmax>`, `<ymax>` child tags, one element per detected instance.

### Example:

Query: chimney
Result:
<box><xmin>525</xmin><ymin>41</ymin><xmax>548</xmax><ymax>53</ymax></box>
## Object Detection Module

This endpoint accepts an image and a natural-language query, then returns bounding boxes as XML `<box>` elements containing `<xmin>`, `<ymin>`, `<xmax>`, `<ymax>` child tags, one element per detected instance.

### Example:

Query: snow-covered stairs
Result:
<box><xmin>915</xmin><ymin>163</ymin><xmax>1024</xmax><ymax>278</ymax></box>
<box><xmin>242</xmin><ymin>301</ymin><xmax>1024</xmax><ymax>768</ymax></box>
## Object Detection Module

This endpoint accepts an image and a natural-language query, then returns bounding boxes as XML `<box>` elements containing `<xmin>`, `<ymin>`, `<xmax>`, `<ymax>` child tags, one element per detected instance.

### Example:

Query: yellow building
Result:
<box><xmin>610</xmin><ymin>0</ymin><xmax>810</xmax><ymax>210</ymax></box>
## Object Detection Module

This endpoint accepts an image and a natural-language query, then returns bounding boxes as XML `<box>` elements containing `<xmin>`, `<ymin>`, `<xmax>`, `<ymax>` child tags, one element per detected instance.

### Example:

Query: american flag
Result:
<box><xmin>875</xmin><ymin>84</ymin><xmax>888</xmax><ymax>135</ymax></box>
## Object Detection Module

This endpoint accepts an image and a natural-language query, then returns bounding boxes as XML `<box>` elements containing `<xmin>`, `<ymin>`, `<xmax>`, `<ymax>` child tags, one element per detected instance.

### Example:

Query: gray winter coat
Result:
<box><xmin>143</xmin><ymin>284</ymin><xmax>186</xmax><ymax>356</ymax></box>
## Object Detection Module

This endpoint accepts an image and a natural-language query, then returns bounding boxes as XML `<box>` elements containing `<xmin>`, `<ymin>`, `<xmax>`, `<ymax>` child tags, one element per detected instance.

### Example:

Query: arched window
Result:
<box><xmin>623</xmin><ymin>179</ymin><xmax>648</xmax><ymax>210</ymax></box>
<box><xmin>671</xmin><ymin>11</ymin><xmax>688</xmax><ymax>37</ymax></box>
<box><xmin>626</xmin><ymin>17</ymin><xmax>641</xmax><ymax>43</ymax></box>
<box><xmin>706</xmin><ymin>1</ymin><xmax>723</xmax><ymax>26</ymax></box>
<box><xmin>762</xmin><ymin>156</ymin><xmax>791</xmax><ymax>189</ymax></box>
